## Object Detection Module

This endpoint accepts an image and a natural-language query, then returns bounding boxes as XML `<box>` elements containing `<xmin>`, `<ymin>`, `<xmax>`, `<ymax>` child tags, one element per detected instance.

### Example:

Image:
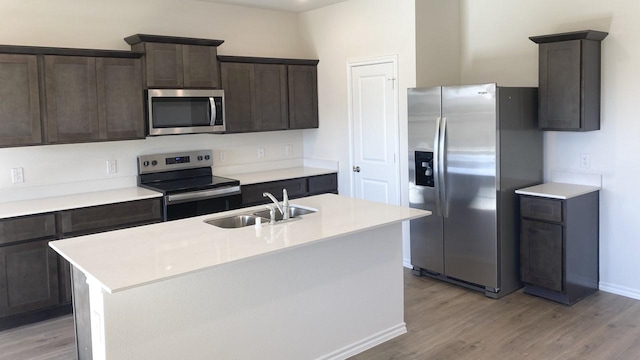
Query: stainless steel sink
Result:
<box><xmin>252</xmin><ymin>206</ymin><xmax>317</xmax><ymax>222</ymax></box>
<box><xmin>204</xmin><ymin>215</ymin><xmax>269</xmax><ymax>229</ymax></box>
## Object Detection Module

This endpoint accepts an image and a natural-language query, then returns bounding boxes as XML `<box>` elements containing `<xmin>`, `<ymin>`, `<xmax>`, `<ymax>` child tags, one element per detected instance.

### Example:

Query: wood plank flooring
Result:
<box><xmin>352</xmin><ymin>270</ymin><xmax>640</xmax><ymax>360</ymax></box>
<box><xmin>1</xmin><ymin>269</ymin><xmax>640</xmax><ymax>359</ymax></box>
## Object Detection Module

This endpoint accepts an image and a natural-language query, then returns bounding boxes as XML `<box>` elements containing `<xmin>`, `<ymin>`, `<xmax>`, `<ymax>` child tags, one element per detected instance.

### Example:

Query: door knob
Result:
<box><xmin>353</xmin><ymin>166</ymin><xmax>361</xmax><ymax>173</ymax></box>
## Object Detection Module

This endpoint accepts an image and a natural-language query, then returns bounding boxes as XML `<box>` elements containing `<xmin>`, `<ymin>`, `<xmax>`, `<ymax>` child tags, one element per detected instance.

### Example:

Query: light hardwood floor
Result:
<box><xmin>2</xmin><ymin>269</ymin><xmax>640</xmax><ymax>360</ymax></box>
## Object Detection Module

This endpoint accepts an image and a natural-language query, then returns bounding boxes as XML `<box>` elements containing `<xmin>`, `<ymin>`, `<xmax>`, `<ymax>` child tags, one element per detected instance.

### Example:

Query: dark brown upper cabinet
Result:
<box><xmin>220</xmin><ymin>62</ymin><xmax>289</xmax><ymax>132</ymax></box>
<box><xmin>530</xmin><ymin>30</ymin><xmax>608</xmax><ymax>131</ymax></box>
<box><xmin>125</xmin><ymin>34</ymin><xmax>224</xmax><ymax>89</ymax></box>
<box><xmin>44</xmin><ymin>56</ymin><xmax>99</xmax><ymax>143</ymax></box>
<box><xmin>44</xmin><ymin>55</ymin><xmax>144</xmax><ymax>143</ymax></box>
<box><xmin>288</xmin><ymin>65</ymin><xmax>319</xmax><ymax>129</ymax></box>
<box><xmin>0</xmin><ymin>54</ymin><xmax>42</xmax><ymax>147</ymax></box>
<box><xmin>218</xmin><ymin>56</ymin><xmax>318</xmax><ymax>133</ymax></box>
<box><xmin>0</xmin><ymin>45</ymin><xmax>145</xmax><ymax>147</ymax></box>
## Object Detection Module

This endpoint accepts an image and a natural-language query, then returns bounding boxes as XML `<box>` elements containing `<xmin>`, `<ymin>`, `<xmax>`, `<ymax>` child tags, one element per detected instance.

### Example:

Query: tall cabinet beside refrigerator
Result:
<box><xmin>408</xmin><ymin>83</ymin><xmax>542</xmax><ymax>298</ymax></box>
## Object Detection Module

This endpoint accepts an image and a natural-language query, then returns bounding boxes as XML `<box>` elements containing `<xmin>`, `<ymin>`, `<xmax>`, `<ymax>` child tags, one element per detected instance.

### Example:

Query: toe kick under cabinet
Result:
<box><xmin>516</xmin><ymin>183</ymin><xmax>600</xmax><ymax>305</ymax></box>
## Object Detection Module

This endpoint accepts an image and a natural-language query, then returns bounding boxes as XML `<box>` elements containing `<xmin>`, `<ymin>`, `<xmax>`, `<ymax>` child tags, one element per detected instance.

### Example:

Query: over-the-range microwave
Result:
<box><xmin>147</xmin><ymin>89</ymin><xmax>225</xmax><ymax>136</ymax></box>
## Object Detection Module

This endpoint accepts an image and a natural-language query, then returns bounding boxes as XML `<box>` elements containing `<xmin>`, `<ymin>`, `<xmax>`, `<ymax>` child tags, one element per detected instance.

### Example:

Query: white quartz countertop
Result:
<box><xmin>515</xmin><ymin>182</ymin><xmax>600</xmax><ymax>200</ymax></box>
<box><xmin>50</xmin><ymin>194</ymin><xmax>429</xmax><ymax>294</ymax></box>
<box><xmin>228</xmin><ymin>167</ymin><xmax>336</xmax><ymax>185</ymax></box>
<box><xmin>0</xmin><ymin>187</ymin><xmax>162</xmax><ymax>220</ymax></box>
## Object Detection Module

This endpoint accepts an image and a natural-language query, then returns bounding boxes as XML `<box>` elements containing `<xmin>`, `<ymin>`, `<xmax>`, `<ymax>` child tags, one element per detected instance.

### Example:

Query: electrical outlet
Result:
<box><xmin>107</xmin><ymin>160</ymin><xmax>117</xmax><ymax>174</ymax></box>
<box><xmin>580</xmin><ymin>153</ymin><xmax>590</xmax><ymax>168</ymax></box>
<box><xmin>219</xmin><ymin>150</ymin><xmax>226</xmax><ymax>162</ymax></box>
<box><xmin>11</xmin><ymin>168</ymin><xmax>24</xmax><ymax>183</ymax></box>
<box><xmin>285</xmin><ymin>144</ymin><xmax>293</xmax><ymax>156</ymax></box>
<box><xmin>258</xmin><ymin>147</ymin><xmax>265</xmax><ymax>159</ymax></box>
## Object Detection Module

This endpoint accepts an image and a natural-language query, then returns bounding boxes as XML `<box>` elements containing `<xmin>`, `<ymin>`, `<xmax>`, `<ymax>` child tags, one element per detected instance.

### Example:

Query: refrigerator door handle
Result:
<box><xmin>433</xmin><ymin>117</ymin><xmax>442</xmax><ymax>216</ymax></box>
<box><xmin>439</xmin><ymin>117</ymin><xmax>448</xmax><ymax>218</ymax></box>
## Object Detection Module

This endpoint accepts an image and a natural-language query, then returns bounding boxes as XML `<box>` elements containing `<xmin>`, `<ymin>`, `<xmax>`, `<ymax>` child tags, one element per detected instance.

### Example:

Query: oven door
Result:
<box><xmin>164</xmin><ymin>186</ymin><xmax>241</xmax><ymax>221</ymax></box>
<box><xmin>148</xmin><ymin>89</ymin><xmax>225</xmax><ymax>135</ymax></box>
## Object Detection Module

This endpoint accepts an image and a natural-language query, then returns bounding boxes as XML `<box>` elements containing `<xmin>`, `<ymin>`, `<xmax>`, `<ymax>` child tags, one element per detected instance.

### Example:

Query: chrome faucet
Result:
<box><xmin>263</xmin><ymin>189</ymin><xmax>290</xmax><ymax>223</ymax></box>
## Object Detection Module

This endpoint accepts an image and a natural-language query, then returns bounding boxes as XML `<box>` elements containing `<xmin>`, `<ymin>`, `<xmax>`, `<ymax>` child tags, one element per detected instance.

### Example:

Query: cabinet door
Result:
<box><xmin>144</xmin><ymin>43</ymin><xmax>183</xmax><ymax>88</ymax></box>
<box><xmin>521</xmin><ymin>219</ymin><xmax>563</xmax><ymax>292</ymax></box>
<box><xmin>0</xmin><ymin>240</ymin><xmax>60</xmax><ymax>317</ymax></box>
<box><xmin>183</xmin><ymin>45</ymin><xmax>219</xmax><ymax>88</ymax></box>
<box><xmin>0</xmin><ymin>54</ymin><xmax>42</xmax><ymax>147</ymax></box>
<box><xmin>539</xmin><ymin>40</ymin><xmax>581</xmax><ymax>130</ymax></box>
<box><xmin>288</xmin><ymin>65</ymin><xmax>318</xmax><ymax>129</ymax></box>
<box><xmin>254</xmin><ymin>64</ymin><xmax>288</xmax><ymax>131</ymax></box>
<box><xmin>96</xmin><ymin>58</ymin><xmax>144</xmax><ymax>140</ymax></box>
<box><xmin>308</xmin><ymin>173</ymin><xmax>338</xmax><ymax>195</ymax></box>
<box><xmin>44</xmin><ymin>56</ymin><xmax>99</xmax><ymax>143</ymax></box>
<box><xmin>221</xmin><ymin>63</ymin><xmax>256</xmax><ymax>132</ymax></box>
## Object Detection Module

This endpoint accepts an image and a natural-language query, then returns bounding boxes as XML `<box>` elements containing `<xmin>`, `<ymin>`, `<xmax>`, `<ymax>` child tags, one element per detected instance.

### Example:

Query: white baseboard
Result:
<box><xmin>403</xmin><ymin>259</ymin><xmax>413</xmax><ymax>269</ymax></box>
<box><xmin>316</xmin><ymin>323</ymin><xmax>407</xmax><ymax>360</ymax></box>
<box><xmin>599</xmin><ymin>282</ymin><xmax>640</xmax><ymax>300</ymax></box>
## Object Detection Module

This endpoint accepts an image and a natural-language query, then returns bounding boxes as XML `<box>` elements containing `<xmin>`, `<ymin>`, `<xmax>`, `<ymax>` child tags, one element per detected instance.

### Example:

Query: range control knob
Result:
<box><xmin>151</xmin><ymin>160</ymin><xmax>158</xmax><ymax>166</ymax></box>
<box><xmin>204</xmin><ymin>155</ymin><xmax>211</xmax><ymax>160</ymax></box>
<box><xmin>143</xmin><ymin>161</ymin><xmax>150</xmax><ymax>167</ymax></box>
<box><xmin>198</xmin><ymin>155</ymin><xmax>204</xmax><ymax>161</ymax></box>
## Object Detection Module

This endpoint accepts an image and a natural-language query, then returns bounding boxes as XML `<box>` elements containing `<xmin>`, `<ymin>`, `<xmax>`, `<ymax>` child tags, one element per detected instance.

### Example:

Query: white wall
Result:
<box><xmin>298</xmin><ymin>0</ymin><xmax>416</xmax><ymax>264</ymax></box>
<box><xmin>459</xmin><ymin>0</ymin><xmax>640</xmax><ymax>299</ymax></box>
<box><xmin>0</xmin><ymin>0</ymin><xmax>312</xmax><ymax>202</ymax></box>
<box><xmin>416</xmin><ymin>0</ymin><xmax>461</xmax><ymax>87</ymax></box>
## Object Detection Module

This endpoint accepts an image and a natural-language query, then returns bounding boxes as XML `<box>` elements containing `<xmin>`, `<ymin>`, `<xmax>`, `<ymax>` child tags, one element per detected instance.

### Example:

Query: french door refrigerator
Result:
<box><xmin>408</xmin><ymin>83</ymin><xmax>542</xmax><ymax>298</ymax></box>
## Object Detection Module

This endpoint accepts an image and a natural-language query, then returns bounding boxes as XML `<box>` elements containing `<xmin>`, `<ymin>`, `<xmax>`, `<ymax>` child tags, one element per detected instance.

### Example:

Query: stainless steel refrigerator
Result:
<box><xmin>408</xmin><ymin>83</ymin><xmax>542</xmax><ymax>298</ymax></box>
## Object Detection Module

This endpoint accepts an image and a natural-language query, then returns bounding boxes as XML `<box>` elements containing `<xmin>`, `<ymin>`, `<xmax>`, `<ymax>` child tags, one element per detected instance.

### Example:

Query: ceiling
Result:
<box><xmin>200</xmin><ymin>0</ymin><xmax>347</xmax><ymax>13</ymax></box>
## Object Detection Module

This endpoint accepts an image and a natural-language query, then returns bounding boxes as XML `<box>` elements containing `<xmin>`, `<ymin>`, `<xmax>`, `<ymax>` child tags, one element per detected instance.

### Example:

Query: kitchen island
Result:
<box><xmin>50</xmin><ymin>194</ymin><xmax>429</xmax><ymax>360</ymax></box>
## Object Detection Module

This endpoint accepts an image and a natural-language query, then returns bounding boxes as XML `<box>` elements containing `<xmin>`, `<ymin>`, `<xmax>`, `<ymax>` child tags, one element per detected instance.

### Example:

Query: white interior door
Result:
<box><xmin>349</xmin><ymin>58</ymin><xmax>399</xmax><ymax>205</ymax></box>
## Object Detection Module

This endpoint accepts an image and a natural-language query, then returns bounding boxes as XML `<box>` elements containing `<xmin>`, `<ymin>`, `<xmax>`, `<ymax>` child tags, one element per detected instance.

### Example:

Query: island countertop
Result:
<box><xmin>50</xmin><ymin>194</ymin><xmax>429</xmax><ymax>294</ymax></box>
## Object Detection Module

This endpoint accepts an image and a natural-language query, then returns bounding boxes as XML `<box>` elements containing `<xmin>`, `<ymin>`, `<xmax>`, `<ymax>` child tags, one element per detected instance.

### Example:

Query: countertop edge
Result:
<box><xmin>0</xmin><ymin>188</ymin><xmax>163</xmax><ymax>220</ymax></box>
<box><xmin>515</xmin><ymin>182</ymin><xmax>600</xmax><ymax>200</ymax></box>
<box><xmin>228</xmin><ymin>167</ymin><xmax>337</xmax><ymax>185</ymax></box>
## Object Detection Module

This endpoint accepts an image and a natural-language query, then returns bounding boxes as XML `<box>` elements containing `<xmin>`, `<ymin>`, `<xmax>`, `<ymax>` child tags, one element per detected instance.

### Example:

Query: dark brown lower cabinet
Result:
<box><xmin>521</xmin><ymin>219</ymin><xmax>563</xmax><ymax>292</ymax></box>
<box><xmin>0</xmin><ymin>197</ymin><xmax>162</xmax><ymax>330</ymax></box>
<box><xmin>0</xmin><ymin>240</ymin><xmax>59</xmax><ymax>317</ymax></box>
<box><xmin>520</xmin><ymin>191</ymin><xmax>599</xmax><ymax>305</ymax></box>
<box><xmin>241</xmin><ymin>173</ymin><xmax>337</xmax><ymax>206</ymax></box>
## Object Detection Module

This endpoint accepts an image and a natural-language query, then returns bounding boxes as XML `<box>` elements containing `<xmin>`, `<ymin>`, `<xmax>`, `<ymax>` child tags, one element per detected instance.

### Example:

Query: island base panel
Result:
<box><xmin>79</xmin><ymin>223</ymin><xmax>405</xmax><ymax>360</ymax></box>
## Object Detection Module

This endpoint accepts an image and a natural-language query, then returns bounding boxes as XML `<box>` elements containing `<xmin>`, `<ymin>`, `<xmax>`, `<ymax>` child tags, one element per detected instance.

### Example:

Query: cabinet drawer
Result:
<box><xmin>0</xmin><ymin>214</ymin><xmax>56</xmax><ymax>246</ymax></box>
<box><xmin>308</xmin><ymin>173</ymin><xmax>337</xmax><ymax>194</ymax></box>
<box><xmin>521</xmin><ymin>196</ymin><xmax>563</xmax><ymax>223</ymax></box>
<box><xmin>242</xmin><ymin>178</ymin><xmax>307</xmax><ymax>205</ymax></box>
<box><xmin>61</xmin><ymin>198</ymin><xmax>162</xmax><ymax>236</ymax></box>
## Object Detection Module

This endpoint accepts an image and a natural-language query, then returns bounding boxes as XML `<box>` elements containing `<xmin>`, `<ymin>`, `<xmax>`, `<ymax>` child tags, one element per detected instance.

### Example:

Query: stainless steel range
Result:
<box><xmin>138</xmin><ymin>150</ymin><xmax>241</xmax><ymax>221</ymax></box>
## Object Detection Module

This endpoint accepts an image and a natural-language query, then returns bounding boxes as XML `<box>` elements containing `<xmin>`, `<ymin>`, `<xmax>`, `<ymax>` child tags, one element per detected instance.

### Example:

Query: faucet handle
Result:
<box><xmin>266</xmin><ymin>205</ymin><xmax>276</xmax><ymax>224</ymax></box>
<box><xmin>282</xmin><ymin>189</ymin><xmax>289</xmax><ymax>206</ymax></box>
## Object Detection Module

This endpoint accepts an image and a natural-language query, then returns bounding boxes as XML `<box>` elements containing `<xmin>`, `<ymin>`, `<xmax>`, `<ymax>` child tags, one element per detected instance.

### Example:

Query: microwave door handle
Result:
<box><xmin>209</xmin><ymin>97</ymin><xmax>216</xmax><ymax>125</ymax></box>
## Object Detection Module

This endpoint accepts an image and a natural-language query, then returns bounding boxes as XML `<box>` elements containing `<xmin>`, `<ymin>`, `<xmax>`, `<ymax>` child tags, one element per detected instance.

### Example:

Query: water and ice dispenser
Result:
<box><xmin>414</xmin><ymin>151</ymin><xmax>434</xmax><ymax>187</ymax></box>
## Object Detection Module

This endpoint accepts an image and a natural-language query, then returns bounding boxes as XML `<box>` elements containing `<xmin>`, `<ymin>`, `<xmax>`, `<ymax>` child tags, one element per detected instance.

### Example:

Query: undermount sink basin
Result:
<box><xmin>252</xmin><ymin>206</ymin><xmax>317</xmax><ymax>222</ymax></box>
<box><xmin>204</xmin><ymin>215</ymin><xmax>269</xmax><ymax>229</ymax></box>
<box><xmin>204</xmin><ymin>206</ymin><xmax>317</xmax><ymax>228</ymax></box>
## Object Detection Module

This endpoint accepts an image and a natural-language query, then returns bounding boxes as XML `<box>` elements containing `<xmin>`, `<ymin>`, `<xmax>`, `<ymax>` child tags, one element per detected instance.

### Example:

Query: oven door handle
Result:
<box><xmin>166</xmin><ymin>186</ymin><xmax>241</xmax><ymax>204</ymax></box>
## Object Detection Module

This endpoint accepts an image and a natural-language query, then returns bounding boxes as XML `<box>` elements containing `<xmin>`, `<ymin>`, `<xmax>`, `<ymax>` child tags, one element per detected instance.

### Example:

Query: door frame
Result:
<box><xmin>346</xmin><ymin>54</ymin><xmax>400</xmax><ymax>204</ymax></box>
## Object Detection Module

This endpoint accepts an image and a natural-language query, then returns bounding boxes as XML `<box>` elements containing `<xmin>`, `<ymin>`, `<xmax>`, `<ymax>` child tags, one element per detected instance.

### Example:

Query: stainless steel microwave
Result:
<box><xmin>147</xmin><ymin>89</ymin><xmax>225</xmax><ymax>136</ymax></box>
